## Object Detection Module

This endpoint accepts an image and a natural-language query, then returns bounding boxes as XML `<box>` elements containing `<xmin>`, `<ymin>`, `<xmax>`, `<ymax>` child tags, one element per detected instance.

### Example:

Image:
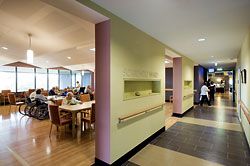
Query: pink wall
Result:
<box><xmin>173</xmin><ymin>57</ymin><xmax>182</xmax><ymax>114</ymax></box>
<box><xmin>95</xmin><ymin>20</ymin><xmax>111</xmax><ymax>163</ymax></box>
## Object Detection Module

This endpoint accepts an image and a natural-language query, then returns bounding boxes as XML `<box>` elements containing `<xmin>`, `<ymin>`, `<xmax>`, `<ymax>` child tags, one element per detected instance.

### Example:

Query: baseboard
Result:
<box><xmin>238</xmin><ymin>119</ymin><xmax>250</xmax><ymax>150</ymax></box>
<box><xmin>94</xmin><ymin>126</ymin><xmax>165</xmax><ymax>166</ymax></box>
<box><xmin>172</xmin><ymin>106</ymin><xmax>194</xmax><ymax>118</ymax></box>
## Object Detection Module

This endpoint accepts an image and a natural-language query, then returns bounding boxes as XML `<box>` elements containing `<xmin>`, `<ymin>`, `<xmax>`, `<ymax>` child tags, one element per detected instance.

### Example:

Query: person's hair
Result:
<box><xmin>204</xmin><ymin>81</ymin><xmax>207</xmax><ymax>85</ymax></box>
<box><xmin>76</xmin><ymin>81</ymin><xmax>79</xmax><ymax>83</ymax></box>
<box><xmin>211</xmin><ymin>81</ymin><xmax>214</xmax><ymax>84</ymax></box>
<box><xmin>36</xmin><ymin>89</ymin><xmax>41</xmax><ymax>94</ymax></box>
<box><xmin>67</xmin><ymin>92</ymin><xmax>73</xmax><ymax>97</ymax></box>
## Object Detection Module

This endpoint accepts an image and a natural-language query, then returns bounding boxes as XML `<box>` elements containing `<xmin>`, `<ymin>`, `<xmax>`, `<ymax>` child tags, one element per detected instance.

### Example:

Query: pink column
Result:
<box><xmin>173</xmin><ymin>57</ymin><xmax>182</xmax><ymax>114</ymax></box>
<box><xmin>95</xmin><ymin>20</ymin><xmax>111</xmax><ymax>164</ymax></box>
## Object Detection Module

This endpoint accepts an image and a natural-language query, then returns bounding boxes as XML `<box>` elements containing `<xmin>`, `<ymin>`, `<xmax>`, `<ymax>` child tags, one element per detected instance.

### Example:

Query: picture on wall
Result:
<box><xmin>241</xmin><ymin>69</ymin><xmax>247</xmax><ymax>84</ymax></box>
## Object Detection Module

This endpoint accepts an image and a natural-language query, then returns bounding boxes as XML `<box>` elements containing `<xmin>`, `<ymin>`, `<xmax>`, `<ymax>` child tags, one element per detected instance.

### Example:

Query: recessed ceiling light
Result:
<box><xmin>67</xmin><ymin>56</ymin><xmax>71</xmax><ymax>59</ymax></box>
<box><xmin>215</xmin><ymin>62</ymin><xmax>218</xmax><ymax>66</ymax></box>
<box><xmin>217</xmin><ymin>68</ymin><xmax>223</xmax><ymax>71</ymax></box>
<box><xmin>46</xmin><ymin>60</ymin><xmax>49</xmax><ymax>63</ymax></box>
<box><xmin>165</xmin><ymin>60</ymin><xmax>170</xmax><ymax>64</ymax></box>
<box><xmin>211</xmin><ymin>56</ymin><xmax>214</xmax><ymax>58</ymax></box>
<box><xmin>198</xmin><ymin>38</ymin><xmax>206</xmax><ymax>42</ymax></box>
<box><xmin>1</xmin><ymin>47</ymin><xmax>8</xmax><ymax>50</ymax></box>
<box><xmin>90</xmin><ymin>48</ymin><xmax>95</xmax><ymax>51</ymax></box>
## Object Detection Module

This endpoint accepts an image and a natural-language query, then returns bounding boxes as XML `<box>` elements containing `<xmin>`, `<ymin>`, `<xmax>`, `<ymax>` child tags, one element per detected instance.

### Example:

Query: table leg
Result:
<box><xmin>72</xmin><ymin>112</ymin><xmax>76</xmax><ymax>137</ymax></box>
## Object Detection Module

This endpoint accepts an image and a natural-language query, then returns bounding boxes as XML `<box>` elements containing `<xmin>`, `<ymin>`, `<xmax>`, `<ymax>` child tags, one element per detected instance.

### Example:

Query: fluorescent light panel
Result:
<box><xmin>198</xmin><ymin>38</ymin><xmax>206</xmax><ymax>42</ymax></box>
<box><xmin>90</xmin><ymin>48</ymin><xmax>95</xmax><ymax>51</ymax></box>
<box><xmin>1</xmin><ymin>47</ymin><xmax>8</xmax><ymax>50</ymax></box>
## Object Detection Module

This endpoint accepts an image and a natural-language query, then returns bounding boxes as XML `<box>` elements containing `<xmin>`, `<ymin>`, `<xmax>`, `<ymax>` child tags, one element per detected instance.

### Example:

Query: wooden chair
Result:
<box><xmin>41</xmin><ymin>91</ymin><xmax>48</xmax><ymax>96</ymax></box>
<box><xmin>81</xmin><ymin>103</ymin><xmax>95</xmax><ymax>130</ymax></box>
<box><xmin>48</xmin><ymin>105</ymin><xmax>72</xmax><ymax>137</ymax></box>
<box><xmin>8</xmin><ymin>93</ymin><xmax>24</xmax><ymax>112</ymax></box>
<box><xmin>80</xmin><ymin>94</ymin><xmax>90</xmax><ymax>102</ymax></box>
<box><xmin>2</xmin><ymin>90</ymin><xmax>11</xmax><ymax>105</ymax></box>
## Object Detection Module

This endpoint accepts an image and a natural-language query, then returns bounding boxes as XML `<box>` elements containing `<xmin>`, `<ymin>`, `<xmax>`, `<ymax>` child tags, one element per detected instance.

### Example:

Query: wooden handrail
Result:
<box><xmin>183</xmin><ymin>93</ymin><xmax>194</xmax><ymax>99</ymax></box>
<box><xmin>239</xmin><ymin>100</ymin><xmax>250</xmax><ymax>124</ymax></box>
<box><xmin>165</xmin><ymin>89</ymin><xmax>173</xmax><ymax>91</ymax></box>
<box><xmin>118</xmin><ymin>104</ymin><xmax>165</xmax><ymax>123</ymax></box>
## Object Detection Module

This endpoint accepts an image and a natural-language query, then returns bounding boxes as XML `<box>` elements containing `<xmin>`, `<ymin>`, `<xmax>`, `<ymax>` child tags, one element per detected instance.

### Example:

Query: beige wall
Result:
<box><xmin>238</xmin><ymin>31</ymin><xmax>250</xmax><ymax>146</ymax></box>
<box><xmin>78</xmin><ymin>1</ymin><xmax>166</xmax><ymax>164</ymax></box>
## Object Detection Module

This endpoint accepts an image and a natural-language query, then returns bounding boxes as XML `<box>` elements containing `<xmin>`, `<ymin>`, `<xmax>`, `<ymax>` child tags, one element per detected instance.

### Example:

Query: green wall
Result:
<box><xmin>182</xmin><ymin>56</ymin><xmax>194</xmax><ymax>113</ymax></box>
<box><xmin>78</xmin><ymin>0</ymin><xmax>166</xmax><ymax>163</ymax></box>
<box><xmin>238</xmin><ymin>30</ymin><xmax>250</xmax><ymax>146</ymax></box>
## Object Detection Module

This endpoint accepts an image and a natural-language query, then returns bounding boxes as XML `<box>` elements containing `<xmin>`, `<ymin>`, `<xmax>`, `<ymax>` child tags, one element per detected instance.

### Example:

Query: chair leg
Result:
<box><xmin>49</xmin><ymin>124</ymin><xmax>53</xmax><ymax>137</ymax></box>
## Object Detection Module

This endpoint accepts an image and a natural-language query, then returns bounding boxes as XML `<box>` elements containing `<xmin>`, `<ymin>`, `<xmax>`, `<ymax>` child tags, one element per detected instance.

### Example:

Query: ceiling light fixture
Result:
<box><xmin>198</xmin><ymin>38</ymin><xmax>206</xmax><ymax>42</ymax></box>
<box><xmin>90</xmin><ymin>48</ymin><xmax>95</xmax><ymax>51</ymax></box>
<box><xmin>215</xmin><ymin>62</ymin><xmax>218</xmax><ymax>66</ymax></box>
<box><xmin>217</xmin><ymin>68</ymin><xmax>223</xmax><ymax>71</ymax></box>
<box><xmin>26</xmin><ymin>33</ymin><xmax>34</xmax><ymax>64</ymax></box>
<box><xmin>211</xmin><ymin>56</ymin><xmax>214</xmax><ymax>58</ymax></box>
<box><xmin>67</xmin><ymin>56</ymin><xmax>71</xmax><ymax>59</ymax></box>
<box><xmin>165</xmin><ymin>60</ymin><xmax>170</xmax><ymax>64</ymax></box>
<box><xmin>1</xmin><ymin>47</ymin><xmax>8</xmax><ymax>50</ymax></box>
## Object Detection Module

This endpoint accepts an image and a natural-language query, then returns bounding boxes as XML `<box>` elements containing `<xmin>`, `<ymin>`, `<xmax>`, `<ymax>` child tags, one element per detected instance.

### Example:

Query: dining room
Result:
<box><xmin>0</xmin><ymin>0</ymin><xmax>108</xmax><ymax>165</ymax></box>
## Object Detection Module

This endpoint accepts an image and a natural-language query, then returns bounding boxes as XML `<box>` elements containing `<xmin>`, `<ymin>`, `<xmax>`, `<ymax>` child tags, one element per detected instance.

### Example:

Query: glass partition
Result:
<box><xmin>17</xmin><ymin>67</ymin><xmax>35</xmax><ymax>92</ymax></box>
<box><xmin>0</xmin><ymin>66</ymin><xmax>16</xmax><ymax>92</ymax></box>
<box><xmin>36</xmin><ymin>68</ymin><xmax>48</xmax><ymax>90</ymax></box>
<box><xmin>59</xmin><ymin>70</ymin><xmax>71</xmax><ymax>89</ymax></box>
<box><xmin>48</xmin><ymin>69</ymin><xmax>58</xmax><ymax>90</ymax></box>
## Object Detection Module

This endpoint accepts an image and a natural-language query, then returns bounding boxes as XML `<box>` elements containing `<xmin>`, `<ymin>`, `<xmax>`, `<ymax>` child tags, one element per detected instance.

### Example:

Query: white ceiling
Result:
<box><xmin>92</xmin><ymin>0</ymin><xmax>250</xmax><ymax>69</ymax></box>
<box><xmin>0</xmin><ymin>0</ymin><xmax>97</xmax><ymax>69</ymax></box>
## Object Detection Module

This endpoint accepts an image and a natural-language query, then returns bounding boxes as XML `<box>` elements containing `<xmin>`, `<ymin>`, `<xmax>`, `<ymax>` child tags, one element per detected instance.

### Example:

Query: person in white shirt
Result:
<box><xmin>76</xmin><ymin>81</ymin><xmax>81</xmax><ymax>92</ymax></box>
<box><xmin>62</xmin><ymin>92</ymin><xmax>81</xmax><ymax>105</ymax></box>
<box><xmin>200</xmin><ymin>82</ymin><xmax>211</xmax><ymax>106</ymax></box>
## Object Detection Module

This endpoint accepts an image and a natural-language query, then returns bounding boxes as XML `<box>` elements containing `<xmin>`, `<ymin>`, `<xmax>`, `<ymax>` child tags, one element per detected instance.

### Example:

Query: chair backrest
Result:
<box><xmin>2</xmin><ymin>90</ymin><xmax>11</xmax><ymax>96</ymax></box>
<box><xmin>8</xmin><ymin>93</ymin><xmax>16</xmax><ymax>105</ymax></box>
<box><xmin>55</xmin><ymin>99</ymin><xmax>63</xmax><ymax>106</ymax></box>
<box><xmin>28</xmin><ymin>89</ymin><xmax>35</xmax><ymax>96</ymax></box>
<box><xmin>90</xmin><ymin>103</ymin><xmax>95</xmax><ymax>123</ymax></box>
<box><xmin>80</xmin><ymin>94</ymin><xmax>90</xmax><ymax>102</ymax></box>
<box><xmin>48</xmin><ymin>105</ymin><xmax>60</xmax><ymax>125</ymax></box>
<box><xmin>41</xmin><ymin>91</ymin><xmax>48</xmax><ymax>96</ymax></box>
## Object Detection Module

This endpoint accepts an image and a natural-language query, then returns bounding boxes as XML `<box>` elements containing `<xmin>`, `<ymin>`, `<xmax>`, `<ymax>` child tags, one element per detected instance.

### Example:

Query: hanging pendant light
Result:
<box><xmin>27</xmin><ymin>33</ymin><xmax>34</xmax><ymax>64</ymax></box>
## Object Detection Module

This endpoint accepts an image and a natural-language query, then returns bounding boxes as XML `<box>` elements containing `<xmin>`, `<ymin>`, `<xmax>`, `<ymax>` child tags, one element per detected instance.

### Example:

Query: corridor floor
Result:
<box><xmin>126</xmin><ymin>93</ymin><xmax>250</xmax><ymax>166</ymax></box>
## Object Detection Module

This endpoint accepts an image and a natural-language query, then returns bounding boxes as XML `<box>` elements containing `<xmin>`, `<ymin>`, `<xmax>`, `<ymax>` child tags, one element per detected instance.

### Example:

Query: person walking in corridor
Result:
<box><xmin>200</xmin><ymin>82</ymin><xmax>211</xmax><ymax>106</ymax></box>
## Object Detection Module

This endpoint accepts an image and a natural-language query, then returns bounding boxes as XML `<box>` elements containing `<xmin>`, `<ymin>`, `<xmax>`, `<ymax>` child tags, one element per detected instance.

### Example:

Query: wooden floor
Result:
<box><xmin>0</xmin><ymin>105</ymin><xmax>95</xmax><ymax>166</ymax></box>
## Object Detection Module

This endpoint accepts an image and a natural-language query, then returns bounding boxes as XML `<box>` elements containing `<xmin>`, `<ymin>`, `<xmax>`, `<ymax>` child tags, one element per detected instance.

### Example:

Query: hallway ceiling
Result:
<box><xmin>92</xmin><ymin>0</ymin><xmax>250</xmax><ymax>69</ymax></box>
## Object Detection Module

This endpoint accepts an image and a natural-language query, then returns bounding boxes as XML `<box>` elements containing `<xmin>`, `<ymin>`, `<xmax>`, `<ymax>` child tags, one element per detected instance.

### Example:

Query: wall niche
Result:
<box><xmin>123</xmin><ymin>79</ymin><xmax>161</xmax><ymax>100</ymax></box>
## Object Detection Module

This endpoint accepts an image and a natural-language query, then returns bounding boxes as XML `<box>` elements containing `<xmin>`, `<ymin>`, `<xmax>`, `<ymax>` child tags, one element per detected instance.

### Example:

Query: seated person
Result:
<box><xmin>35</xmin><ymin>89</ymin><xmax>47</xmax><ymax>103</ymax></box>
<box><xmin>62</xmin><ymin>92</ymin><xmax>81</xmax><ymax>105</ymax></box>
<box><xmin>61</xmin><ymin>88</ymin><xmax>68</xmax><ymax>96</ymax></box>
<box><xmin>86</xmin><ymin>85</ymin><xmax>94</xmax><ymax>100</ymax></box>
<box><xmin>49</xmin><ymin>87</ymin><xmax>57</xmax><ymax>96</ymax></box>
<box><xmin>79</xmin><ymin>87</ymin><xmax>85</xmax><ymax>94</ymax></box>
<box><xmin>29</xmin><ymin>90</ymin><xmax>36</xmax><ymax>101</ymax></box>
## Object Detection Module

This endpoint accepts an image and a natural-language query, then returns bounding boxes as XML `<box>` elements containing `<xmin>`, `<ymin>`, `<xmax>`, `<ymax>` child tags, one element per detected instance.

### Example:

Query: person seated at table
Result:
<box><xmin>61</xmin><ymin>88</ymin><xmax>68</xmax><ymax>96</ymax></box>
<box><xmin>62</xmin><ymin>92</ymin><xmax>81</xmax><ymax>105</ymax></box>
<box><xmin>79</xmin><ymin>87</ymin><xmax>85</xmax><ymax>94</ymax></box>
<box><xmin>35</xmin><ymin>89</ymin><xmax>47</xmax><ymax>103</ymax></box>
<box><xmin>86</xmin><ymin>85</ymin><xmax>94</xmax><ymax>100</ymax></box>
<box><xmin>49</xmin><ymin>87</ymin><xmax>57</xmax><ymax>96</ymax></box>
<box><xmin>55</xmin><ymin>86</ymin><xmax>60</xmax><ymax>94</ymax></box>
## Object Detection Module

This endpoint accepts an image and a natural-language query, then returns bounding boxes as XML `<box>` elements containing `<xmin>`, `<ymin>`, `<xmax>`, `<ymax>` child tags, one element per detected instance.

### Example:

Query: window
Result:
<box><xmin>48</xmin><ymin>69</ymin><xmax>58</xmax><ymax>90</ymax></box>
<box><xmin>82</xmin><ymin>70</ymin><xmax>92</xmax><ymax>87</ymax></box>
<box><xmin>36</xmin><ymin>68</ymin><xmax>48</xmax><ymax>90</ymax></box>
<box><xmin>0</xmin><ymin>66</ymin><xmax>16</xmax><ymax>92</ymax></box>
<box><xmin>72</xmin><ymin>73</ymin><xmax>76</xmax><ymax>88</ymax></box>
<box><xmin>59</xmin><ymin>70</ymin><xmax>71</xmax><ymax>89</ymax></box>
<box><xmin>76</xmin><ymin>71</ymin><xmax>82</xmax><ymax>87</ymax></box>
<box><xmin>17</xmin><ymin>67</ymin><xmax>35</xmax><ymax>92</ymax></box>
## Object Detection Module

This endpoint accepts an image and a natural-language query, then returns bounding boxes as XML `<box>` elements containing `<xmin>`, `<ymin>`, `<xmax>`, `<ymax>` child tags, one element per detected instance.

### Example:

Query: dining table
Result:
<box><xmin>59</xmin><ymin>100</ymin><xmax>95</xmax><ymax>137</ymax></box>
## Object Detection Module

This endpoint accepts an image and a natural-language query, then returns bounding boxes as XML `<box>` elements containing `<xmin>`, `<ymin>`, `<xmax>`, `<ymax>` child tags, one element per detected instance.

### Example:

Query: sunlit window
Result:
<box><xmin>60</xmin><ymin>70</ymin><xmax>71</xmax><ymax>89</ymax></box>
<box><xmin>36</xmin><ymin>68</ymin><xmax>48</xmax><ymax>90</ymax></box>
<box><xmin>17</xmin><ymin>67</ymin><xmax>35</xmax><ymax>92</ymax></box>
<box><xmin>82</xmin><ymin>70</ymin><xmax>92</xmax><ymax>87</ymax></box>
<box><xmin>48</xmin><ymin>69</ymin><xmax>58</xmax><ymax>90</ymax></box>
<box><xmin>72</xmin><ymin>73</ymin><xmax>76</xmax><ymax>88</ymax></box>
<box><xmin>76</xmin><ymin>71</ymin><xmax>82</xmax><ymax>86</ymax></box>
<box><xmin>0</xmin><ymin>66</ymin><xmax>16</xmax><ymax>92</ymax></box>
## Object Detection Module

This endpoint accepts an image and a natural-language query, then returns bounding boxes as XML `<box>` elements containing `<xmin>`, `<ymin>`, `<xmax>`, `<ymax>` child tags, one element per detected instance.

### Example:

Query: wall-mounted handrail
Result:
<box><xmin>239</xmin><ymin>100</ymin><xmax>250</xmax><ymax>124</ymax></box>
<box><xmin>118</xmin><ymin>103</ymin><xmax>165</xmax><ymax>123</ymax></box>
<box><xmin>183</xmin><ymin>93</ymin><xmax>194</xmax><ymax>99</ymax></box>
<box><xmin>165</xmin><ymin>88</ymin><xmax>173</xmax><ymax>91</ymax></box>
